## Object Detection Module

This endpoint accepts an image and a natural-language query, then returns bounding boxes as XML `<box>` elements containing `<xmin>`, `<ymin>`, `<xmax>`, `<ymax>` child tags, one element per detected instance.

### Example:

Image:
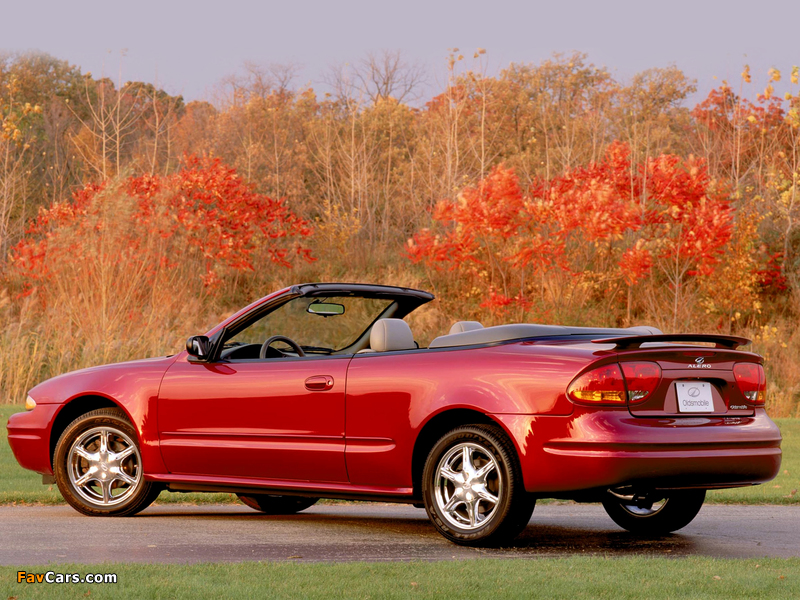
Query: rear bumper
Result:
<box><xmin>6</xmin><ymin>404</ymin><xmax>59</xmax><ymax>475</ymax></box>
<box><xmin>494</xmin><ymin>408</ymin><xmax>782</xmax><ymax>494</ymax></box>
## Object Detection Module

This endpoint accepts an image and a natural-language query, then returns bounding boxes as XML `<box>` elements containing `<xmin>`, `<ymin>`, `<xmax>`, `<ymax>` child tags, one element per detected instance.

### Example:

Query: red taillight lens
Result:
<box><xmin>567</xmin><ymin>364</ymin><xmax>626</xmax><ymax>405</ymax></box>
<box><xmin>733</xmin><ymin>363</ymin><xmax>766</xmax><ymax>404</ymax></box>
<box><xmin>620</xmin><ymin>361</ymin><xmax>661</xmax><ymax>404</ymax></box>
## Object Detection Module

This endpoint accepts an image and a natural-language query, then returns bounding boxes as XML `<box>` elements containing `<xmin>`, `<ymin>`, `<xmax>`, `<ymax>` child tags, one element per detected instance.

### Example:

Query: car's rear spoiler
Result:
<box><xmin>592</xmin><ymin>334</ymin><xmax>751</xmax><ymax>350</ymax></box>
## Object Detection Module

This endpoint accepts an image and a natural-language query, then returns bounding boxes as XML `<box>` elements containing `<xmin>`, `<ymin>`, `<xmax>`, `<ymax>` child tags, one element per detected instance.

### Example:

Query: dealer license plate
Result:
<box><xmin>675</xmin><ymin>381</ymin><xmax>714</xmax><ymax>413</ymax></box>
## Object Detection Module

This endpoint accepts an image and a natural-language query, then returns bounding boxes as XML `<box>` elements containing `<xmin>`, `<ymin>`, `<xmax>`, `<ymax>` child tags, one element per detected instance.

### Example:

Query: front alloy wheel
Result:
<box><xmin>54</xmin><ymin>408</ymin><xmax>162</xmax><ymax>516</ymax></box>
<box><xmin>67</xmin><ymin>425</ymin><xmax>142</xmax><ymax>506</ymax></box>
<box><xmin>422</xmin><ymin>425</ymin><xmax>534</xmax><ymax>546</ymax></box>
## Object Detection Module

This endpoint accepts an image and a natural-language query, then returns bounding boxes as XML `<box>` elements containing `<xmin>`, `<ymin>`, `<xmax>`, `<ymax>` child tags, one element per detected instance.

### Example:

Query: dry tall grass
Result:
<box><xmin>0</xmin><ymin>163</ymin><xmax>313</xmax><ymax>403</ymax></box>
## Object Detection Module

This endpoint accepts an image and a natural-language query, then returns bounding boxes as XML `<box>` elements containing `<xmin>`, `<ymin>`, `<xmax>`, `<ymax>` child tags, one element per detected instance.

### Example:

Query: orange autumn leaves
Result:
<box><xmin>9</xmin><ymin>156</ymin><xmax>314</xmax><ymax>300</ymax></box>
<box><xmin>405</xmin><ymin>142</ymin><xmax>733</xmax><ymax>313</ymax></box>
<box><xmin>9</xmin><ymin>144</ymin><xmax>737</xmax><ymax>322</ymax></box>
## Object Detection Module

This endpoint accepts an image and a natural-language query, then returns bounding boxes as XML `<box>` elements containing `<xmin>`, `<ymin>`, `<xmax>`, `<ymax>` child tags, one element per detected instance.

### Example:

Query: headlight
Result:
<box><xmin>25</xmin><ymin>396</ymin><xmax>36</xmax><ymax>411</ymax></box>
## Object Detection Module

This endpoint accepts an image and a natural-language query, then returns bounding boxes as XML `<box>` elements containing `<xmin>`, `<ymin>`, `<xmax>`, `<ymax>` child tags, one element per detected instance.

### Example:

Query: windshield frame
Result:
<box><xmin>221</xmin><ymin>295</ymin><xmax>397</xmax><ymax>356</ymax></box>
<box><xmin>203</xmin><ymin>283</ymin><xmax>433</xmax><ymax>361</ymax></box>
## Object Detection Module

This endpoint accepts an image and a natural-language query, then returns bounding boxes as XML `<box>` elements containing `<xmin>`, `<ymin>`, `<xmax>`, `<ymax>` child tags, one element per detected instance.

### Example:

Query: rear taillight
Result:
<box><xmin>567</xmin><ymin>364</ymin><xmax>626</xmax><ymax>405</ymax></box>
<box><xmin>733</xmin><ymin>363</ymin><xmax>766</xmax><ymax>404</ymax></box>
<box><xmin>620</xmin><ymin>361</ymin><xmax>662</xmax><ymax>403</ymax></box>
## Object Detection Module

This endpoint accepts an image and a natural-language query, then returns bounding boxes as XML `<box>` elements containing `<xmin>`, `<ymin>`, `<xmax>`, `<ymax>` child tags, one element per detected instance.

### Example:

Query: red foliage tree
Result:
<box><xmin>10</xmin><ymin>155</ymin><xmax>314</xmax><ymax>299</ymax></box>
<box><xmin>405</xmin><ymin>142</ymin><xmax>735</xmax><ymax>328</ymax></box>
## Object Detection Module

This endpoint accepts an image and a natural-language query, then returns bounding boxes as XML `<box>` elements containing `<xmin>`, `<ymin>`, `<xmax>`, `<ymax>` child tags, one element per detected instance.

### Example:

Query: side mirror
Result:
<box><xmin>186</xmin><ymin>335</ymin><xmax>211</xmax><ymax>360</ymax></box>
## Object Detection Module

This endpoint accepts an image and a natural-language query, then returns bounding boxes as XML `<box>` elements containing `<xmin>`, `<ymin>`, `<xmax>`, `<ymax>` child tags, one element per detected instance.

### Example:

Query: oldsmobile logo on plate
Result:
<box><xmin>676</xmin><ymin>381</ymin><xmax>714</xmax><ymax>412</ymax></box>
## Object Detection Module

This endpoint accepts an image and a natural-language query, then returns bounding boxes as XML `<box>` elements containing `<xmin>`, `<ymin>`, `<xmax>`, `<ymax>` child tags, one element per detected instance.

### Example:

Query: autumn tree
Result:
<box><xmin>7</xmin><ymin>156</ymin><xmax>313</xmax><ymax>375</ymax></box>
<box><xmin>406</xmin><ymin>143</ymin><xmax>733</xmax><ymax>329</ymax></box>
<box><xmin>352</xmin><ymin>50</ymin><xmax>426</xmax><ymax>104</ymax></box>
<box><xmin>0</xmin><ymin>72</ymin><xmax>42</xmax><ymax>255</ymax></box>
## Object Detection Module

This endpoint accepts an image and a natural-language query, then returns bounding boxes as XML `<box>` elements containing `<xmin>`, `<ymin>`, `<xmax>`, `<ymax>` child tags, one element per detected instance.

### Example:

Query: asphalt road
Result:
<box><xmin>1</xmin><ymin>503</ymin><xmax>798</xmax><ymax>565</ymax></box>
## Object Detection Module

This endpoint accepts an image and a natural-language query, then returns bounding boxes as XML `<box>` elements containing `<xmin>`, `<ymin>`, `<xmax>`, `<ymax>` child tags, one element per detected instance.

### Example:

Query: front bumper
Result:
<box><xmin>6</xmin><ymin>404</ymin><xmax>59</xmax><ymax>475</ymax></box>
<box><xmin>494</xmin><ymin>408</ymin><xmax>782</xmax><ymax>494</ymax></box>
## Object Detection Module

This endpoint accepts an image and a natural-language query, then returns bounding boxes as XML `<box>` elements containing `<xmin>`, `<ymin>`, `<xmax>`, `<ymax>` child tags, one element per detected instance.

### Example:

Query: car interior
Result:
<box><xmin>221</xmin><ymin>314</ymin><xmax>663</xmax><ymax>359</ymax></box>
<box><xmin>215</xmin><ymin>285</ymin><xmax>663</xmax><ymax>360</ymax></box>
<box><xmin>220</xmin><ymin>316</ymin><xmax>489</xmax><ymax>359</ymax></box>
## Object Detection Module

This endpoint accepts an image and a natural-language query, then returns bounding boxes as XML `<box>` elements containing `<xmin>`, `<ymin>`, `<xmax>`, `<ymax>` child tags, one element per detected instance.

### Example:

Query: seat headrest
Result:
<box><xmin>449</xmin><ymin>321</ymin><xmax>484</xmax><ymax>335</ymax></box>
<box><xmin>370</xmin><ymin>319</ymin><xmax>415</xmax><ymax>352</ymax></box>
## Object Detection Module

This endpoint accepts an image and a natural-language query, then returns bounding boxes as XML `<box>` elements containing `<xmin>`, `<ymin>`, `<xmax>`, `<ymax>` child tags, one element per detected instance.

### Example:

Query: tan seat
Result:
<box><xmin>359</xmin><ymin>319</ymin><xmax>416</xmax><ymax>353</ymax></box>
<box><xmin>449</xmin><ymin>321</ymin><xmax>484</xmax><ymax>335</ymax></box>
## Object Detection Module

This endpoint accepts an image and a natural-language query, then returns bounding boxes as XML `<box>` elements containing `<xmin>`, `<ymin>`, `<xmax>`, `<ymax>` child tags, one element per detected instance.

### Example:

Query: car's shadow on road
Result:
<box><xmin>140</xmin><ymin>506</ymin><xmax>697</xmax><ymax>556</ymax></box>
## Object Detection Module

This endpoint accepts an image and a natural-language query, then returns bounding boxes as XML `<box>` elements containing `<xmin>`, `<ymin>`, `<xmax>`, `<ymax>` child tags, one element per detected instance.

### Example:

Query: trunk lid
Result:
<box><xmin>619</xmin><ymin>348</ymin><xmax>757</xmax><ymax>417</ymax></box>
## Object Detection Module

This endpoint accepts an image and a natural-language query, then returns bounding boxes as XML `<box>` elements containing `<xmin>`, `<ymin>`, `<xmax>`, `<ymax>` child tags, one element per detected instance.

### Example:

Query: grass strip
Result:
<box><xmin>1</xmin><ymin>557</ymin><xmax>799</xmax><ymax>599</ymax></box>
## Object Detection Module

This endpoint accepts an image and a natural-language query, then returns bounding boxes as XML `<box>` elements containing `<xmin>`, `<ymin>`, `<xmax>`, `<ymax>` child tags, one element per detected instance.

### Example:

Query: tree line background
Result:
<box><xmin>1</xmin><ymin>50</ymin><xmax>798</xmax><ymax>415</ymax></box>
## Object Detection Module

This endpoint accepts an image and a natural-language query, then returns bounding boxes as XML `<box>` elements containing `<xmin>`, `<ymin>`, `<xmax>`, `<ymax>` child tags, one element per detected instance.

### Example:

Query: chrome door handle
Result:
<box><xmin>305</xmin><ymin>375</ymin><xmax>334</xmax><ymax>391</ymax></box>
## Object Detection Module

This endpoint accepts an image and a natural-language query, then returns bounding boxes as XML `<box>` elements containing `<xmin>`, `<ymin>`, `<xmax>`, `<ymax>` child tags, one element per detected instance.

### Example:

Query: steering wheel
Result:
<box><xmin>259</xmin><ymin>335</ymin><xmax>306</xmax><ymax>359</ymax></box>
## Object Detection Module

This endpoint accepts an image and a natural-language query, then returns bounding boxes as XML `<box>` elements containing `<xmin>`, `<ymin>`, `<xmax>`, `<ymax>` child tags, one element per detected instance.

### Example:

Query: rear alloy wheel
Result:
<box><xmin>602</xmin><ymin>488</ymin><xmax>706</xmax><ymax>535</ymax></box>
<box><xmin>422</xmin><ymin>425</ymin><xmax>534</xmax><ymax>546</ymax></box>
<box><xmin>54</xmin><ymin>408</ymin><xmax>162</xmax><ymax>516</ymax></box>
<box><xmin>237</xmin><ymin>494</ymin><xmax>319</xmax><ymax>515</ymax></box>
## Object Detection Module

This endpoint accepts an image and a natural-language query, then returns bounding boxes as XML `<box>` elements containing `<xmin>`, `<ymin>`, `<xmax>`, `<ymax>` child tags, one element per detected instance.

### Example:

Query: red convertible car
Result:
<box><xmin>7</xmin><ymin>283</ymin><xmax>782</xmax><ymax>546</ymax></box>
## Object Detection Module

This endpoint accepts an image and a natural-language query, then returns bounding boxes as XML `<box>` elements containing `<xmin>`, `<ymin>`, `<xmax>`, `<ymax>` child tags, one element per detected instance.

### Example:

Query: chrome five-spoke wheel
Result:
<box><xmin>434</xmin><ymin>442</ymin><xmax>502</xmax><ymax>530</ymax></box>
<box><xmin>422</xmin><ymin>425</ymin><xmax>535</xmax><ymax>546</ymax></box>
<box><xmin>54</xmin><ymin>408</ymin><xmax>162</xmax><ymax>516</ymax></box>
<box><xmin>68</xmin><ymin>426</ymin><xmax>142</xmax><ymax>506</ymax></box>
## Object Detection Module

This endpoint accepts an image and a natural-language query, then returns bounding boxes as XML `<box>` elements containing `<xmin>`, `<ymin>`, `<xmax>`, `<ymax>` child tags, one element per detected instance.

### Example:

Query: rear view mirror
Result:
<box><xmin>307</xmin><ymin>301</ymin><xmax>345</xmax><ymax>317</ymax></box>
<box><xmin>186</xmin><ymin>335</ymin><xmax>211</xmax><ymax>359</ymax></box>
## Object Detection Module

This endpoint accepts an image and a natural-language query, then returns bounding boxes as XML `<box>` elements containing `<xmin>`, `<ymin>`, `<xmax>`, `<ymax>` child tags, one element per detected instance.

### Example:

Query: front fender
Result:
<box><xmin>19</xmin><ymin>355</ymin><xmax>179</xmax><ymax>476</ymax></box>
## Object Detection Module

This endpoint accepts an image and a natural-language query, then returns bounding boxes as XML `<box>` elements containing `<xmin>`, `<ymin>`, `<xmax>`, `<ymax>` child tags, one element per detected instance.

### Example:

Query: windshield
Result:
<box><xmin>224</xmin><ymin>295</ymin><xmax>394</xmax><ymax>354</ymax></box>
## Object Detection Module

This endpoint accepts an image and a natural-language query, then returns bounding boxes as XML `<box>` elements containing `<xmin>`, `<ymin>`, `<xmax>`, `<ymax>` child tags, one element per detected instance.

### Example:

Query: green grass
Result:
<box><xmin>2</xmin><ymin>404</ymin><xmax>798</xmax><ymax>505</ymax></box>
<box><xmin>1</xmin><ymin>558</ymin><xmax>799</xmax><ymax>599</ymax></box>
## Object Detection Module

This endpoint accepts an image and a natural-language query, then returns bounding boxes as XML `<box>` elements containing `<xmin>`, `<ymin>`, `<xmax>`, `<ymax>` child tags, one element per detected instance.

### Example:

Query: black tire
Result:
<box><xmin>53</xmin><ymin>408</ymin><xmax>162</xmax><ymax>517</ymax></box>
<box><xmin>602</xmin><ymin>489</ymin><xmax>706</xmax><ymax>535</ymax></box>
<box><xmin>422</xmin><ymin>425</ymin><xmax>534</xmax><ymax>546</ymax></box>
<box><xmin>237</xmin><ymin>494</ymin><xmax>320</xmax><ymax>515</ymax></box>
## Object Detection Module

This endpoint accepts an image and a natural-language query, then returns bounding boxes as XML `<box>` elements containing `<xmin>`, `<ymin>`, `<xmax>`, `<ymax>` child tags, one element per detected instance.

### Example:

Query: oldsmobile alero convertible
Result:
<box><xmin>7</xmin><ymin>283</ymin><xmax>782</xmax><ymax>545</ymax></box>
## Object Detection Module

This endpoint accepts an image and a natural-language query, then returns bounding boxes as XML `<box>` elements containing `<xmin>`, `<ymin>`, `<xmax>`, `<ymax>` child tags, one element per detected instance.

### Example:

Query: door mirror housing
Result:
<box><xmin>186</xmin><ymin>335</ymin><xmax>211</xmax><ymax>360</ymax></box>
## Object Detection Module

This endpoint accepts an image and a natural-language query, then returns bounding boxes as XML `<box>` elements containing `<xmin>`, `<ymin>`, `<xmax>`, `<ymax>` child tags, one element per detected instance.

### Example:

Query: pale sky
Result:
<box><xmin>4</xmin><ymin>0</ymin><xmax>798</xmax><ymax>103</ymax></box>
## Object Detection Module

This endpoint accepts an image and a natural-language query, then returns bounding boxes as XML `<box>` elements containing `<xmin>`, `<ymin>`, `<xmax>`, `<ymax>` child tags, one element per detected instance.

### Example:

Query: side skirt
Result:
<box><xmin>146</xmin><ymin>473</ymin><xmax>417</xmax><ymax>504</ymax></box>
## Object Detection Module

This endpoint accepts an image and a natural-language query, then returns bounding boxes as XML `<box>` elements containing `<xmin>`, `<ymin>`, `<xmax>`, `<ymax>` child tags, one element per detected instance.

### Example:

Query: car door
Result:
<box><xmin>157</xmin><ymin>354</ymin><xmax>350</xmax><ymax>482</ymax></box>
<box><xmin>344</xmin><ymin>350</ymin><xmax>434</xmax><ymax>490</ymax></box>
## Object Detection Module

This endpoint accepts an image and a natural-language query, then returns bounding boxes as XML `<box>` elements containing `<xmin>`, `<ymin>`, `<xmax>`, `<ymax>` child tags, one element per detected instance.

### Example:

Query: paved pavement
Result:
<box><xmin>1</xmin><ymin>503</ymin><xmax>798</xmax><ymax>564</ymax></box>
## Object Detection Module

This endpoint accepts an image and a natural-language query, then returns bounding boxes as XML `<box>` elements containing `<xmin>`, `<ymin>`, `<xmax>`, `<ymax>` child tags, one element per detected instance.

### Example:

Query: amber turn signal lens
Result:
<box><xmin>25</xmin><ymin>395</ymin><xmax>36</xmax><ymax>411</ymax></box>
<box><xmin>567</xmin><ymin>364</ymin><xmax>627</xmax><ymax>405</ymax></box>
